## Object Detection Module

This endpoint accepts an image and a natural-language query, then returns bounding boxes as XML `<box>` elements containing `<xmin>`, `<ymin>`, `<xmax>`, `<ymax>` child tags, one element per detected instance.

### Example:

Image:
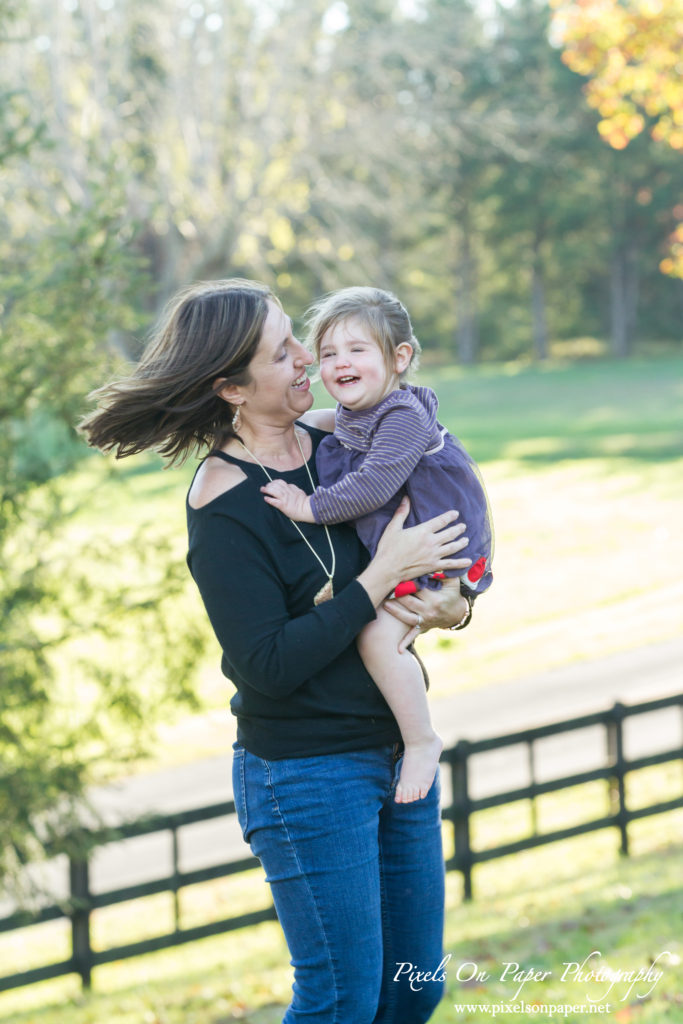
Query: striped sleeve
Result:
<box><xmin>309</xmin><ymin>403</ymin><xmax>432</xmax><ymax>524</ymax></box>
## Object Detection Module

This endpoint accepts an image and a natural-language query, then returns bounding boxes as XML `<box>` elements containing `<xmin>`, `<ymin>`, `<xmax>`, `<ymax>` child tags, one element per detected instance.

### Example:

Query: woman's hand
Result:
<box><xmin>375</xmin><ymin>497</ymin><xmax>470</xmax><ymax>582</ymax></box>
<box><xmin>356</xmin><ymin>497</ymin><xmax>470</xmax><ymax>610</ymax></box>
<box><xmin>384</xmin><ymin>577</ymin><xmax>470</xmax><ymax>650</ymax></box>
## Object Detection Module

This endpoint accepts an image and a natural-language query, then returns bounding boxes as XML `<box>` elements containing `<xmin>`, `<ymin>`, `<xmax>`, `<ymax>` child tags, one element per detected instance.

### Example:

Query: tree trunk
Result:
<box><xmin>610</xmin><ymin>239</ymin><xmax>639</xmax><ymax>357</ymax></box>
<box><xmin>455</xmin><ymin>211</ymin><xmax>478</xmax><ymax>364</ymax></box>
<box><xmin>531</xmin><ymin>236</ymin><xmax>549</xmax><ymax>360</ymax></box>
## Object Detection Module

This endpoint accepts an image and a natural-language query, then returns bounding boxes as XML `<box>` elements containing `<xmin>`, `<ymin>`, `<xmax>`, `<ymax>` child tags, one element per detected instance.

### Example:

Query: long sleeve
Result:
<box><xmin>188</xmin><ymin>511</ymin><xmax>376</xmax><ymax>700</ymax></box>
<box><xmin>309</xmin><ymin>403</ymin><xmax>433</xmax><ymax>524</ymax></box>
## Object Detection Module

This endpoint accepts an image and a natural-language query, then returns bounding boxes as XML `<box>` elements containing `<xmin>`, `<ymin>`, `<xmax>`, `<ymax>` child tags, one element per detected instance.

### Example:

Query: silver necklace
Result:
<box><xmin>236</xmin><ymin>429</ymin><xmax>336</xmax><ymax>605</ymax></box>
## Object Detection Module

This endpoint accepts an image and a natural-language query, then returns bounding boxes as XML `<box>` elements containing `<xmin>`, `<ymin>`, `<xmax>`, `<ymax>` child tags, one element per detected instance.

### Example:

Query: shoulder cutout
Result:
<box><xmin>188</xmin><ymin>456</ymin><xmax>248</xmax><ymax>509</ymax></box>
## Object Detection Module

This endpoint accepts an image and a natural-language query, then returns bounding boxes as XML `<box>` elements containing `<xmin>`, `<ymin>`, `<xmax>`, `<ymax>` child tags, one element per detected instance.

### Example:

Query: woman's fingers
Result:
<box><xmin>375</xmin><ymin>503</ymin><xmax>471</xmax><ymax>582</ymax></box>
<box><xmin>407</xmin><ymin>514</ymin><xmax>467</xmax><ymax>551</ymax></box>
<box><xmin>427</xmin><ymin>525</ymin><xmax>470</xmax><ymax>560</ymax></box>
<box><xmin>385</xmin><ymin>578</ymin><xmax>471</xmax><ymax>633</ymax></box>
<box><xmin>448</xmin><ymin>556</ymin><xmax>474</xmax><ymax>570</ymax></box>
<box><xmin>419</xmin><ymin>529</ymin><xmax>471</xmax><ymax>575</ymax></box>
<box><xmin>385</xmin><ymin>593</ymin><xmax>425</xmax><ymax>616</ymax></box>
<box><xmin>383</xmin><ymin>593</ymin><xmax>426</xmax><ymax>625</ymax></box>
<box><xmin>422</xmin><ymin>508</ymin><xmax>460</xmax><ymax>533</ymax></box>
<box><xmin>385</xmin><ymin>495</ymin><xmax>411</xmax><ymax>530</ymax></box>
<box><xmin>383</xmin><ymin>601</ymin><xmax>413</xmax><ymax>625</ymax></box>
<box><xmin>425</xmin><ymin>532</ymin><xmax>470</xmax><ymax>558</ymax></box>
<box><xmin>422</xmin><ymin>519</ymin><xmax>466</xmax><ymax>543</ymax></box>
<box><xmin>384</xmin><ymin>504</ymin><xmax>464</xmax><ymax>547</ymax></box>
<box><xmin>388</xmin><ymin>581</ymin><xmax>471</xmax><ymax>632</ymax></box>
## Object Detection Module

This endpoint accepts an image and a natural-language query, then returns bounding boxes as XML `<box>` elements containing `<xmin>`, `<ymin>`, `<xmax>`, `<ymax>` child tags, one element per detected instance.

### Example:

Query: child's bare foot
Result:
<box><xmin>394</xmin><ymin>734</ymin><xmax>443</xmax><ymax>803</ymax></box>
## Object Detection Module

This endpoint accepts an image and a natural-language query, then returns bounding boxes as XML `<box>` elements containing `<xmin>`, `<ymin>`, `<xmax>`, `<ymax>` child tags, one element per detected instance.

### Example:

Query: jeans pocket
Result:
<box><xmin>231</xmin><ymin>746</ymin><xmax>250</xmax><ymax>842</ymax></box>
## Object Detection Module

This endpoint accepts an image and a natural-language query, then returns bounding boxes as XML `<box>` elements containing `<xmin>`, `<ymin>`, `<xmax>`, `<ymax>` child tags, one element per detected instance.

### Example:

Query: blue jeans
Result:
<box><xmin>232</xmin><ymin>744</ymin><xmax>445</xmax><ymax>1023</ymax></box>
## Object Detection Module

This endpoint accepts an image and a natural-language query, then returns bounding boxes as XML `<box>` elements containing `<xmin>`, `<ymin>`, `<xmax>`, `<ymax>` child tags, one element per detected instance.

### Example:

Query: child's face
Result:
<box><xmin>318</xmin><ymin>317</ymin><xmax>408</xmax><ymax>411</ymax></box>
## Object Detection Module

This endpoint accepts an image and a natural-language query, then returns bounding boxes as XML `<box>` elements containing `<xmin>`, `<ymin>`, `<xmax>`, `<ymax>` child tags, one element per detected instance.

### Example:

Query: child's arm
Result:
<box><xmin>261</xmin><ymin>480</ymin><xmax>315</xmax><ymax>522</ymax></box>
<box><xmin>310</xmin><ymin>403</ymin><xmax>433</xmax><ymax>525</ymax></box>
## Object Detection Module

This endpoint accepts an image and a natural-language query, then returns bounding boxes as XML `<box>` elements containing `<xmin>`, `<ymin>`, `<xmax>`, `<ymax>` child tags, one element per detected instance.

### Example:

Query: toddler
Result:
<box><xmin>262</xmin><ymin>287</ymin><xmax>493</xmax><ymax>802</ymax></box>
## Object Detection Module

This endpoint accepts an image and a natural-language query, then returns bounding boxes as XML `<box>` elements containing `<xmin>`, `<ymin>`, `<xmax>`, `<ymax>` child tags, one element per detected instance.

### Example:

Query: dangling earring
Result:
<box><xmin>231</xmin><ymin>406</ymin><xmax>242</xmax><ymax>433</ymax></box>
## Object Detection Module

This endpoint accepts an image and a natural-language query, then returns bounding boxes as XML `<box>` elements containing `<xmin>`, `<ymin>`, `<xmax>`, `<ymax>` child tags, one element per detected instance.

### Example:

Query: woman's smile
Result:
<box><xmin>235</xmin><ymin>301</ymin><xmax>315</xmax><ymax>422</ymax></box>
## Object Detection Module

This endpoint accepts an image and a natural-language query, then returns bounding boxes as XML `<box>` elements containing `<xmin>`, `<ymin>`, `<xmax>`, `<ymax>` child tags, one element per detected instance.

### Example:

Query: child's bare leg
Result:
<box><xmin>357</xmin><ymin>607</ymin><xmax>442</xmax><ymax>803</ymax></box>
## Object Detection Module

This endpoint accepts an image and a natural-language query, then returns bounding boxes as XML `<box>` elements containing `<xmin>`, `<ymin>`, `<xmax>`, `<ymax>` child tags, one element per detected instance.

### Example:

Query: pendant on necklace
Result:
<box><xmin>314</xmin><ymin>578</ymin><xmax>334</xmax><ymax>605</ymax></box>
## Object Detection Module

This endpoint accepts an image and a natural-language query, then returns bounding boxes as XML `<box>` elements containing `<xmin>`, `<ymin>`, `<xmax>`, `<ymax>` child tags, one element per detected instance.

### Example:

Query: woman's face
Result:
<box><xmin>241</xmin><ymin>301</ymin><xmax>314</xmax><ymax>424</ymax></box>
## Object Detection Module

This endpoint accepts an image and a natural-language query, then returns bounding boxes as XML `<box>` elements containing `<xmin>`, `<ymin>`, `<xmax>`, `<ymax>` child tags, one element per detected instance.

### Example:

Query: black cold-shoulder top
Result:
<box><xmin>186</xmin><ymin>422</ymin><xmax>402</xmax><ymax>759</ymax></box>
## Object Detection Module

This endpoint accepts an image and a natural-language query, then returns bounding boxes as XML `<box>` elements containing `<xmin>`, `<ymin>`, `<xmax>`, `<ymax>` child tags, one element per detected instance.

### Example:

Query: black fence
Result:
<box><xmin>440</xmin><ymin>693</ymin><xmax>683</xmax><ymax>899</ymax></box>
<box><xmin>1</xmin><ymin>693</ymin><xmax>681</xmax><ymax>993</ymax></box>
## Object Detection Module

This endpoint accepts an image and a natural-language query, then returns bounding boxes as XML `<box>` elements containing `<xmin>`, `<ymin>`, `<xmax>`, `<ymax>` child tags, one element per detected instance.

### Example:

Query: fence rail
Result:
<box><xmin>441</xmin><ymin>693</ymin><xmax>683</xmax><ymax>899</ymax></box>
<box><xmin>1</xmin><ymin>693</ymin><xmax>681</xmax><ymax>993</ymax></box>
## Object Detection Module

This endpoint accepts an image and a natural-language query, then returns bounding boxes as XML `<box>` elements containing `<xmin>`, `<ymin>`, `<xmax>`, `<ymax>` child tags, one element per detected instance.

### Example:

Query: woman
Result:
<box><xmin>82</xmin><ymin>279</ymin><xmax>473</xmax><ymax>1023</ymax></box>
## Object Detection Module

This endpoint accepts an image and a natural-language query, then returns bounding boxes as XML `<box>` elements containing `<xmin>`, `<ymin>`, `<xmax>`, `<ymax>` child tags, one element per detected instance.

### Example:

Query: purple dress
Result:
<box><xmin>310</xmin><ymin>384</ymin><xmax>493</xmax><ymax>594</ymax></box>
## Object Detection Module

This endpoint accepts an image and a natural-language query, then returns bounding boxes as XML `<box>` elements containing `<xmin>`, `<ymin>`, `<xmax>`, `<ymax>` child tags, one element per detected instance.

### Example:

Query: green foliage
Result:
<box><xmin>0</xmin><ymin>231</ymin><xmax>208</xmax><ymax>890</ymax></box>
<box><xmin>0</xmin><ymin>15</ymin><xmax>208</xmax><ymax>893</ymax></box>
<box><xmin>4</xmin><ymin>0</ymin><xmax>680</xmax><ymax>361</ymax></box>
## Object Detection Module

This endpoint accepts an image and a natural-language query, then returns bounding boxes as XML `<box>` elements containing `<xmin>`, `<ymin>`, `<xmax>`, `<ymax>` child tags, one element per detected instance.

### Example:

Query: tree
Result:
<box><xmin>481</xmin><ymin>0</ymin><xmax>654</xmax><ymax>358</ymax></box>
<box><xmin>551</xmin><ymin>0</ymin><xmax>683</xmax><ymax>280</ymax></box>
<box><xmin>0</xmin><ymin>5</ymin><xmax>209</xmax><ymax>894</ymax></box>
<box><xmin>405</xmin><ymin>0</ymin><xmax>498</xmax><ymax>364</ymax></box>
<box><xmin>551</xmin><ymin>0</ymin><xmax>683</xmax><ymax>151</ymax></box>
<box><xmin>473</xmin><ymin>0</ymin><xmax>604</xmax><ymax>359</ymax></box>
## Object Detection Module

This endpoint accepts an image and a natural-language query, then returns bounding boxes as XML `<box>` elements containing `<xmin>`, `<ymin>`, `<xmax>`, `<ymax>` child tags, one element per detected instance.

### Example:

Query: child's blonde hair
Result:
<box><xmin>306</xmin><ymin>286</ymin><xmax>421</xmax><ymax>381</ymax></box>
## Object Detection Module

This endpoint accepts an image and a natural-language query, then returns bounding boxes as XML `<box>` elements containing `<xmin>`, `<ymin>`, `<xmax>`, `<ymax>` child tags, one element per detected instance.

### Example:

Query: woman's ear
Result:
<box><xmin>393</xmin><ymin>342</ymin><xmax>413</xmax><ymax>375</ymax></box>
<box><xmin>213</xmin><ymin>378</ymin><xmax>243</xmax><ymax>406</ymax></box>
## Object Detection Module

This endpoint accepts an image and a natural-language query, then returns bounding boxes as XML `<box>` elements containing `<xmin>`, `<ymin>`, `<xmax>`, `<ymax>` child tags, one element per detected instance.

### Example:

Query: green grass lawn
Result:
<box><xmin>1</xmin><ymin>787</ymin><xmax>680</xmax><ymax>1023</ymax></box>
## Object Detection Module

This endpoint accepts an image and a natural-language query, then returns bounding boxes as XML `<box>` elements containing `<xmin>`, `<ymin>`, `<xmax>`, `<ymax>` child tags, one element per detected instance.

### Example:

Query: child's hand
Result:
<box><xmin>261</xmin><ymin>480</ymin><xmax>315</xmax><ymax>522</ymax></box>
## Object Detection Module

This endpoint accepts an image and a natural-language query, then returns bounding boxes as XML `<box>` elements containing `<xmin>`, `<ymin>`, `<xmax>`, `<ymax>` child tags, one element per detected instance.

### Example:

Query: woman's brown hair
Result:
<box><xmin>80</xmin><ymin>279</ymin><xmax>276</xmax><ymax>463</ymax></box>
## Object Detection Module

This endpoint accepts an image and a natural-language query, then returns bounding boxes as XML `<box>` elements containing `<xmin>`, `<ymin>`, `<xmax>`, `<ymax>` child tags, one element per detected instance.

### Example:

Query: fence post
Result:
<box><xmin>527</xmin><ymin>741</ymin><xmax>538</xmax><ymax>836</ymax></box>
<box><xmin>451</xmin><ymin>740</ymin><xmax>473</xmax><ymax>901</ymax></box>
<box><xmin>171</xmin><ymin>827</ymin><xmax>181</xmax><ymax>932</ymax></box>
<box><xmin>606</xmin><ymin>702</ymin><xmax>629</xmax><ymax>856</ymax></box>
<box><xmin>69</xmin><ymin>855</ymin><xmax>93</xmax><ymax>989</ymax></box>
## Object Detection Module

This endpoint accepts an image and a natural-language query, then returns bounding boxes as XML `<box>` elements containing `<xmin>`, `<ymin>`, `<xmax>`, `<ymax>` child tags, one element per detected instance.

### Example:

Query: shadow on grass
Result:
<box><xmin>485</xmin><ymin>434</ymin><xmax>683</xmax><ymax>467</ymax></box>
